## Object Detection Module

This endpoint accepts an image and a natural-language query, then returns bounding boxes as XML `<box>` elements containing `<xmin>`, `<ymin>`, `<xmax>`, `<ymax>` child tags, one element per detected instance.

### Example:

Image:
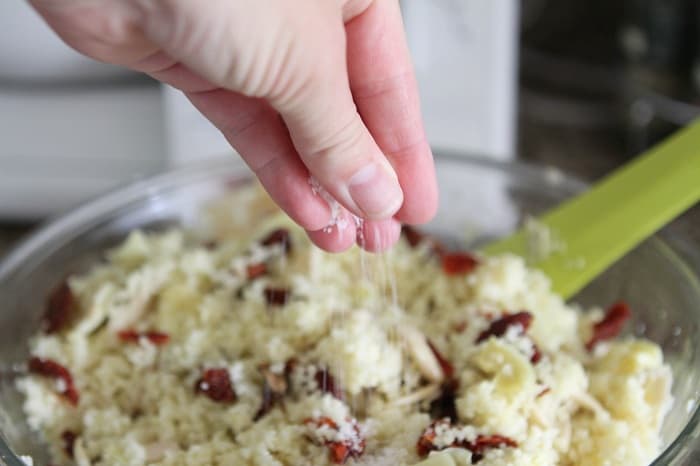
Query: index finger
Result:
<box><xmin>344</xmin><ymin>0</ymin><xmax>438</xmax><ymax>225</ymax></box>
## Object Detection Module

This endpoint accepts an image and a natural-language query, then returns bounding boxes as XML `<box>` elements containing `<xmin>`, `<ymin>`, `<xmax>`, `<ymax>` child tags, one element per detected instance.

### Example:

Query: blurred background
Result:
<box><xmin>1</xmin><ymin>0</ymin><xmax>699</xmax><ymax>252</ymax></box>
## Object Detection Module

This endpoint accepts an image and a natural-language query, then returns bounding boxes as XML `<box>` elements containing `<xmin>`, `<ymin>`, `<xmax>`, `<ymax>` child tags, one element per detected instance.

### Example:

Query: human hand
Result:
<box><xmin>31</xmin><ymin>0</ymin><xmax>438</xmax><ymax>252</ymax></box>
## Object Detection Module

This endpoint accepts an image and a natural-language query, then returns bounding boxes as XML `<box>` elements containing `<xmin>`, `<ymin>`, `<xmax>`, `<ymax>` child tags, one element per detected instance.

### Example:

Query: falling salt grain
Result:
<box><xmin>353</xmin><ymin>214</ymin><xmax>365</xmax><ymax>246</ymax></box>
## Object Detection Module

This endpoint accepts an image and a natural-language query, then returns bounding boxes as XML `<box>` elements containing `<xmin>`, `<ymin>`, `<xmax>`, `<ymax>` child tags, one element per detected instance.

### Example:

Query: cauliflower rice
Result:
<box><xmin>17</xmin><ymin>187</ymin><xmax>673</xmax><ymax>466</ymax></box>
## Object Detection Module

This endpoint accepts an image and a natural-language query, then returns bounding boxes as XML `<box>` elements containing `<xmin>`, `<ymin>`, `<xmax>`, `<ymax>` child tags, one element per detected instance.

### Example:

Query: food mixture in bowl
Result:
<box><xmin>16</xmin><ymin>187</ymin><xmax>673</xmax><ymax>466</ymax></box>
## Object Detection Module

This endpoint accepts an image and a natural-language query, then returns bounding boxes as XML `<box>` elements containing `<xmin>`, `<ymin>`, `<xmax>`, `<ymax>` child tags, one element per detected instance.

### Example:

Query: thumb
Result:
<box><xmin>269</xmin><ymin>11</ymin><xmax>404</xmax><ymax>221</ymax></box>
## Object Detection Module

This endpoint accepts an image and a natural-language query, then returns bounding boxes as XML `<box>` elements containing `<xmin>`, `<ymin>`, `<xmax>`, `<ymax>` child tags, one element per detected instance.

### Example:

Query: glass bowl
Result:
<box><xmin>0</xmin><ymin>154</ymin><xmax>699</xmax><ymax>465</ymax></box>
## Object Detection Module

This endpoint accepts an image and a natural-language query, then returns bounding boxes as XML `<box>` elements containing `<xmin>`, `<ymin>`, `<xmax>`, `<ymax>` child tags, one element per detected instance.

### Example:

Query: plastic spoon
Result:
<box><xmin>482</xmin><ymin>119</ymin><xmax>700</xmax><ymax>299</ymax></box>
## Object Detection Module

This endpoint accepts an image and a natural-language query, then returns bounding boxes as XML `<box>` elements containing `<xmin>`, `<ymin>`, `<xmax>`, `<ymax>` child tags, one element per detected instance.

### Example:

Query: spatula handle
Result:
<box><xmin>484</xmin><ymin>119</ymin><xmax>700</xmax><ymax>299</ymax></box>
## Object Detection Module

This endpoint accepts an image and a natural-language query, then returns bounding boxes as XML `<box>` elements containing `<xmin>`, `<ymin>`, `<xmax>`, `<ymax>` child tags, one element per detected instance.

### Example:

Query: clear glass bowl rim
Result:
<box><xmin>0</xmin><ymin>153</ymin><xmax>698</xmax><ymax>466</ymax></box>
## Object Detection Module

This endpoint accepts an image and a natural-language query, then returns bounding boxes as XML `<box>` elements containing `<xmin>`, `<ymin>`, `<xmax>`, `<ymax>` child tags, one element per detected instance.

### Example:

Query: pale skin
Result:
<box><xmin>30</xmin><ymin>0</ymin><xmax>438</xmax><ymax>252</ymax></box>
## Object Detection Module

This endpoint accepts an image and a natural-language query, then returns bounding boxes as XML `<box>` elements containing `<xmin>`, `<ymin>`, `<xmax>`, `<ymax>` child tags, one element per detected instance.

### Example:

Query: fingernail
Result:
<box><xmin>348</xmin><ymin>163</ymin><xmax>403</xmax><ymax>219</ymax></box>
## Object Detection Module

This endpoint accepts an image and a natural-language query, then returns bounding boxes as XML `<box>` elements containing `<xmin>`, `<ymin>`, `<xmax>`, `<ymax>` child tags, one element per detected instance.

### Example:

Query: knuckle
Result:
<box><xmin>303</xmin><ymin>115</ymin><xmax>365</xmax><ymax>162</ymax></box>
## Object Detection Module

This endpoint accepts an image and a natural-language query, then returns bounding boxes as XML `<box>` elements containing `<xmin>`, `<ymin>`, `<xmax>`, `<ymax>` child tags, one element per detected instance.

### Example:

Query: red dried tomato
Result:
<box><xmin>195</xmin><ymin>368</ymin><xmax>237</xmax><ymax>403</ymax></box>
<box><xmin>441</xmin><ymin>252</ymin><xmax>480</xmax><ymax>276</ymax></box>
<box><xmin>417</xmin><ymin>419</ymin><xmax>517</xmax><ymax>463</ymax></box>
<box><xmin>61</xmin><ymin>430</ymin><xmax>77</xmax><ymax>458</ymax></box>
<box><xmin>261</xmin><ymin>228</ymin><xmax>292</xmax><ymax>254</ymax></box>
<box><xmin>306</xmin><ymin>416</ymin><xmax>338</xmax><ymax>429</ymax></box>
<box><xmin>28</xmin><ymin>357</ymin><xmax>79</xmax><ymax>405</ymax></box>
<box><xmin>586</xmin><ymin>301</ymin><xmax>632</xmax><ymax>351</ymax></box>
<box><xmin>476</xmin><ymin>312</ymin><xmax>542</xmax><ymax>364</ymax></box>
<box><xmin>246</xmin><ymin>262</ymin><xmax>268</xmax><ymax>280</ymax></box>
<box><xmin>403</xmin><ymin>226</ymin><xmax>427</xmax><ymax>248</ymax></box>
<box><xmin>117</xmin><ymin>330</ymin><xmax>170</xmax><ymax>346</ymax></box>
<box><xmin>305</xmin><ymin>417</ymin><xmax>365</xmax><ymax>465</ymax></box>
<box><xmin>328</xmin><ymin>443</ymin><xmax>352</xmax><ymax>465</ymax></box>
<box><xmin>470</xmin><ymin>434</ymin><xmax>518</xmax><ymax>454</ymax></box>
<box><xmin>469</xmin><ymin>435</ymin><xmax>518</xmax><ymax>463</ymax></box>
<box><xmin>315</xmin><ymin>368</ymin><xmax>344</xmax><ymax>401</ymax></box>
<box><xmin>264</xmin><ymin>287</ymin><xmax>290</xmax><ymax>306</ymax></box>
<box><xmin>427</xmin><ymin>340</ymin><xmax>455</xmax><ymax>379</ymax></box>
<box><xmin>476</xmin><ymin>312</ymin><xmax>533</xmax><ymax>343</ymax></box>
<box><xmin>429</xmin><ymin>380</ymin><xmax>459</xmax><ymax>422</ymax></box>
<box><xmin>402</xmin><ymin>226</ymin><xmax>446</xmax><ymax>255</ymax></box>
<box><xmin>416</xmin><ymin>423</ymin><xmax>438</xmax><ymax>457</ymax></box>
<box><xmin>43</xmin><ymin>281</ymin><xmax>76</xmax><ymax>334</ymax></box>
<box><xmin>530</xmin><ymin>344</ymin><xmax>543</xmax><ymax>364</ymax></box>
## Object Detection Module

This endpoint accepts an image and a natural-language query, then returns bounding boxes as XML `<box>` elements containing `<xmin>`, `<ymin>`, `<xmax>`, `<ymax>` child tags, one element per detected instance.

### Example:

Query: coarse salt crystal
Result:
<box><xmin>308</xmin><ymin>176</ymin><xmax>349</xmax><ymax>233</ymax></box>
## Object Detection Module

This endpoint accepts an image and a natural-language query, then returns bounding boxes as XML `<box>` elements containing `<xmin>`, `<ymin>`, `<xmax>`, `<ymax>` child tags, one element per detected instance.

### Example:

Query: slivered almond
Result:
<box><xmin>572</xmin><ymin>392</ymin><xmax>608</xmax><ymax>420</ymax></box>
<box><xmin>397</xmin><ymin>324</ymin><xmax>445</xmax><ymax>384</ymax></box>
<box><xmin>393</xmin><ymin>384</ymin><xmax>442</xmax><ymax>407</ymax></box>
<box><xmin>529</xmin><ymin>406</ymin><xmax>550</xmax><ymax>428</ymax></box>
<box><xmin>260</xmin><ymin>366</ymin><xmax>287</xmax><ymax>395</ymax></box>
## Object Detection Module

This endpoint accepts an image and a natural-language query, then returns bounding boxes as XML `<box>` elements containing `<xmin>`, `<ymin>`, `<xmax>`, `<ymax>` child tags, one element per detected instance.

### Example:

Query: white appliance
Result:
<box><xmin>402</xmin><ymin>0</ymin><xmax>519</xmax><ymax>160</ymax></box>
<box><xmin>0</xmin><ymin>2</ymin><xmax>167</xmax><ymax>219</ymax></box>
<box><xmin>0</xmin><ymin>1</ymin><xmax>518</xmax><ymax>219</ymax></box>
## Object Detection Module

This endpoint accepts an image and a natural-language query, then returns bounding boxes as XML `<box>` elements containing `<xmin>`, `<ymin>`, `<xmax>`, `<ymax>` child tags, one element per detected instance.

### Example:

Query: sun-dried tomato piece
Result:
<box><xmin>586</xmin><ymin>301</ymin><xmax>632</xmax><ymax>351</ymax></box>
<box><xmin>469</xmin><ymin>434</ymin><xmax>518</xmax><ymax>462</ymax></box>
<box><xmin>476</xmin><ymin>312</ymin><xmax>542</xmax><ymax>364</ymax></box>
<box><xmin>476</xmin><ymin>312</ymin><xmax>533</xmax><ymax>343</ymax></box>
<box><xmin>416</xmin><ymin>428</ymin><xmax>437</xmax><ymax>457</ymax></box>
<box><xmin>43</xmin><ymin>281</ymin><xmax>76</xmax><ymax>334</ymax></box>
<box><xmin>416</xmin><ymin>419</ymin><xmax>448</xmax><ymax>457</ymax></box>
<box><xmin>417</xmin><ymin>419</ymin><xmax>518</xmax><ymax>463</ymax></box>
<box><xmin>441</xmin><ymin>252</ymin><xmax>480</xmax><ymax>276</ymax></box>
<box><xmin>427</xmin><ymin>340</ymin><xmax>455</xmax><ymax>379</ymax></box>
<box><xmin>246</xmin><ymin>262</ymin><xmax>268</xmax><ymax>280</ymax></box>
<box><xmin>402</xmin><ymin>226</ymin><xmax>446</xmax><ymax>255</ymax></box>
<box><xmin>536</xmin><ymin>386</ymin><xmax>551</xmax><ymax>398</ymax></box>
<box><xmin>264</xmin><ymin>287</ymin><xmax>290</xmax><ymax>306</ymax></box>
<box><xmin>261</xmin><ymin>228</ymin><xmax>292</xmax><ymax>254</ymax></box>
<box><xmin>28</xmin><ymin>357</ymin><xmax>79</xmax><ymax>405</ymax></box>
<box><xmin>530</xmin><ymin>344</ymin><xmax>543</xmax><ymax>364</ymax></box>
<box><xmin>61</xmin><ymin>430</ymin><xmax>77</xmax><ymax>458</ymax></box>
<box><xmin>315</xmin><ymin>367</ymin><xmax>344</xmax><ymax>401</ymax></box>
<box><xmin>305</xmin><ymin>417</ymin><xmax>365</xmax><ymax>465</ymax></box>
<box><xmin>429</xmin><ymin>380</ymin><xmax>459</xmax><ymax>422</ymax></box>
<box><xmin>195</xmin><ymin>368</ymin><xmax>236</xmax><ymax>403</ymax></box>
<box><xmin>328</xmin><ymin>443</ymin><xmax>352</xmax><ymax>465</ymax></box>
<box><xmin>117</xmin><ymin>329</ymin><xmax>170</xmax><ymax>346</ymax></box>
<box><xmin>306</xmin><ymin>416</ymin><xmax>338</xmax><ymax>429</ymax></box>
<box><xmin>403</xmin><ymin>226</ymin><xmax>427</xmax><ymax>248</ymax></box>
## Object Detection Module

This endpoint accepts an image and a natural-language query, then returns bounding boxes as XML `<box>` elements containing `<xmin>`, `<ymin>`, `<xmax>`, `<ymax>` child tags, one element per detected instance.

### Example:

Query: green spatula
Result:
<box><xmin>482</xmin><ymin>119</ymin><xmax>700</xmax><ymax>300</ymax></box>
